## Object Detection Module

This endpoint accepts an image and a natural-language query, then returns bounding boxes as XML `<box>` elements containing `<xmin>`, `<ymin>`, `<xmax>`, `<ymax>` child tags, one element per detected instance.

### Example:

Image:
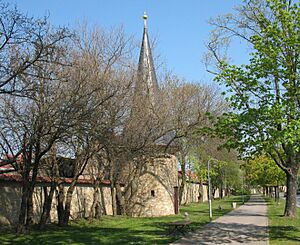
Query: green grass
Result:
<box><xmin>0</xmin><ymin>195</ymin><xmax>247</xmax><ymax>245</ymax></box>
<box><xmin>266</xmin><ymin>197</ymin><xmax>300</xmax><ymax>245</ymax></box>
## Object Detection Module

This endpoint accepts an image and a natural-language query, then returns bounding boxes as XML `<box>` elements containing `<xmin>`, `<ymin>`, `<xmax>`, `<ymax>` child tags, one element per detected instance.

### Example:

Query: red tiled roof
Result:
<box><xmin>178</xmin><ymin>170</ymin><xmax>202</xmax><ymax>183</ymax></box>
<box><xmin>0</xmin><ymin>153</ymin><xmax>23</xmax><ymax>164</ymax></box>
<box><xmin>0</xmin><ymin>153</ymin><xmax>23</xmax><ymax>173</ymax></box>
<box><xmin>0</xmin><ymin>165</ymin><xmax>15</xmax><ymax>169</ymax></box>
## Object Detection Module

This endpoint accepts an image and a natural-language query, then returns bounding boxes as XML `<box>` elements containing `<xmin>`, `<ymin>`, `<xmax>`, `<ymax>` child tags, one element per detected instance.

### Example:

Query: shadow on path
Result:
<box><xmin>172</xmin><ymin>195</ymin><xmax>268</xmax><ymax>245</ymax></box>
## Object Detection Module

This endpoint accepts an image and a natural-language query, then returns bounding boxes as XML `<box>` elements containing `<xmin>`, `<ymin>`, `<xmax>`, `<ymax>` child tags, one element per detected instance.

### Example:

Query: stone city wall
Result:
<box><xmin>180</xmin><ymin>180</ymin><xmax>220</xmax><ymax>205</ymax></box>
<box><xmin>0</xmin><ymin>180</ymin><xmax>112</xmax><ymax>225</ymax></box>
<box><xmin>127</xmin><ymin>154</ymin><xmax>178</xmax><ymax>217</ymax></box>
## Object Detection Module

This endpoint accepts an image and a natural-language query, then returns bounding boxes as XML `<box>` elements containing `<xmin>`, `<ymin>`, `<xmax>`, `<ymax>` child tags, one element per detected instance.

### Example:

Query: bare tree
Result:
<box><xmin>0</xmin><ymin>21</ymin><xmax>75</xmax><ymax>232</ymax></box>
<box><xmin>159</xmin><ymin>77</ymin><xmax>227</xmax><ymax>204</ymax></box>
<box><xmin>0</xmin><ymin>1</ymin><xmax>70</xmax><ymax>96</ymax></box>
<box><xmin>47</xmin><ymin>24</ymin><xmax>137</xmax><ymax>224</ymax></box>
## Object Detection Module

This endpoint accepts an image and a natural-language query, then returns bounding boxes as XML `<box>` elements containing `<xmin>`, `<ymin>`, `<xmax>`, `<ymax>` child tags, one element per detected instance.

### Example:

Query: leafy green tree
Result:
<box><xmin>208</xmin><ymin>0</ymin><xmax>300</xmax><ymax>217</ymax></box>
<box><xmin>243</xmin><ymin>155</ymin><xmax>286</xmax><ymax>189</ymax></box>
<box><xmin>190</xmin><ymin>137</ymin><xmax>242</xmax><ymax>197</ymax></box>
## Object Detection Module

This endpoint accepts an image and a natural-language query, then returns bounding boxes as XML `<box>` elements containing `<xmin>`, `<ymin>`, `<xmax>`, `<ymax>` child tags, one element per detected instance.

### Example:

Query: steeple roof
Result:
<box><xmin>137</xmin><ymin>13</ymin><xmax>158</xmax><ymax>98</ymax></box>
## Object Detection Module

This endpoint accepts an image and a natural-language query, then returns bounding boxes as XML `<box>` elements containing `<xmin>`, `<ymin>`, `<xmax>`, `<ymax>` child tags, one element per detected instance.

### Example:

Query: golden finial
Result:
<box><xmin>143</xmin><ymin>12</ymin><xmax>148</xmax><ymax>28</ymax></box>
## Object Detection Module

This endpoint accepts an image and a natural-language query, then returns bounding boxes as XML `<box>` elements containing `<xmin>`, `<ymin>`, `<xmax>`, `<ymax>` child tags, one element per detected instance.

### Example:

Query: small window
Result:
<box><xmin>151</xmin><ymin>190</ymin><xmax>155</xmax><ymax>197</ymax></box>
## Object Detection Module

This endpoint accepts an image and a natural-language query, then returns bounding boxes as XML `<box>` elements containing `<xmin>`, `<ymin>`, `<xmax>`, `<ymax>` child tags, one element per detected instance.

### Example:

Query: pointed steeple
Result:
<box><xmin>137</xmin><ymin>13</ymin><xmax>158</xmax><ymax>99</ymax></box>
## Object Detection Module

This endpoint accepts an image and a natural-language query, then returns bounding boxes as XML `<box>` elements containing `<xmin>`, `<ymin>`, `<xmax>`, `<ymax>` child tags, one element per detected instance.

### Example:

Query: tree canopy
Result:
<box><xmin>242</xmin><ymin>155</ymin><xmax>286</xmax><ymax>188</ymax></box>
<box><xmin>208</xmin><ymin>0</ymin><xmax>300</xmax><ymax>217</ymax></box>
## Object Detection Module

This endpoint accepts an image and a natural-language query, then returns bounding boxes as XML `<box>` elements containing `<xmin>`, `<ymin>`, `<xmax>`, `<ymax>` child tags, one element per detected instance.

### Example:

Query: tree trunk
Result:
<box><xmin>111</xmin><ymin>184</ymin><xmax>117</xmax><ymax>216</ymax></box>
<box><xmin>57</xmin><ymin>155</ymin><xmax>90</xmax><ymax>226</ymax></box>
<box><xmin>212</xmin><ymin>188</ymin><xmax>216</xmax><ymax>199</ymax></box>
<box><xmin>62</xmin><ymin>185</ymin><xmax>76</xmax><ymax>225</ymax></box>
<box><xmin>25</xmin><ymin>163</ymin><xmax>39</xmax><ymax>227</ymax></box>
<box><xmin>179</xmin><ymin>163</ymin><xmax>187</xmax><ymax>205</ymax></box>
<box><xmin>25</xmin><ymin>146</ymin><xmax>41</xmax><ymax>229</ymax></box>
<box><xmin>108</xmin><ymin>155</ymin><xmax>117</xmax><ymax>216</ymax></box>
<box><xmin>16</xmin><ymin>151</ymin><xmax>32</xmax><ymax>234</ymax></box>
<box><xmin>225</xmin><ymin>186</ymin><xmax>229</xmax><ymax>197</ymax></box>
<box><xmin>220</xmin><ymin>184</ymin><xmax>223</xmax><ymax>199</ymax></box>
<box><xmin>57</xmin><ymin>183</ymin><xmax>77</xmax><ymax>227</ymax></box>
<box><xmin>25</xmin><ymin>191</ymin><xmax>34</xmax><ymax>227</ymax></box>
<box><xmin>198</xmin><ymin>181</ymin><xmax>204</xmax><ymax>203</ymax></box>
<box><xmin>95</xmin><ymin>202</ymin><xmax>101</xmax><ymax>219</ymax></box>
<box><xmin>57</xmin><ymin>183</ymin><xmax>65</xmax><ymax>226</ymax></box>
<box><xmin>89</xmin><ymin>181</ymin><xmax>100</xmax><ymax>220</ymax></box>
<box><xmin>39</xmin><ymin>184</ymin><xmax>56</xmax><ymax>229</ymax></box>
<box><xmin>284</xmin><ymin>167</ymin><xmax>299</xmax><ymax>217</ymax></box>
<box><xmin>275</xmin><ymin>186</ymin><xmax>279</xmax><ymax>203</ymax></box>
<box><xmin>16</xmin><ymin>181</ymin><xmax>29</xmax><ymax>234</ymax></box>
<box><xmin>115</xmin><ymin>183</ymin><xmax>125</xmax><ymax>215</ymax></box>
<box><xmin>100</xmin><ymin>187</ymin><xmax>107</xmax><ymax>215</ymax></box>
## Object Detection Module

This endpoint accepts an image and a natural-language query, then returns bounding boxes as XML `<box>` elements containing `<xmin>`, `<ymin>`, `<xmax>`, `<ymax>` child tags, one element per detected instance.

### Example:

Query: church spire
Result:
<box><xmin>137</xmin><ymin>12</ymin><xmax>158</xmax><ymax>99</ymax></box>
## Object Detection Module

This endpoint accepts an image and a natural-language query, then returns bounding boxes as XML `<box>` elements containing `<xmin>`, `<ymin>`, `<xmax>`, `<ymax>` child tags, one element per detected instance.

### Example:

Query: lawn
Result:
<box><xmin>0</xmin><ymin>195</ymin><xmax>247</xmax><ymax>245</ymax></box>
<box><xmin>266</xmin><ymin>197</ymin><xmax>300</xmax><ymax>245</ymax></box>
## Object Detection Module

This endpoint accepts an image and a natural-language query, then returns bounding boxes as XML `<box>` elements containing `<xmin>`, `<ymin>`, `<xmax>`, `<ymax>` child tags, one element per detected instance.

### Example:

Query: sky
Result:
<box><xmin>12</xmin><ymin>0</ymin><xmax>246</xmax><ymax>84</ymax></box>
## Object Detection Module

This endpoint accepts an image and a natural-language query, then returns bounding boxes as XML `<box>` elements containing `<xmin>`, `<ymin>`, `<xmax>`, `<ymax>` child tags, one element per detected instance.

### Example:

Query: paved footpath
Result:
<box><xmin>172</xmin><ymin>195</ymin><xmax>269</xmax><ymax>245</ymax></box>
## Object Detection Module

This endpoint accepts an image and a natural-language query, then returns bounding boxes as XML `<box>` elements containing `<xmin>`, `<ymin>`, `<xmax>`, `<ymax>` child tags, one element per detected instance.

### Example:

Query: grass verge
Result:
<box><xmin>0</xmin><ymin>195</ymin><xmax>248</xmax><ymax>245</ymax></box>
<box><xmin>266</xmin><ymin>197</ymin><xmax>300</xmax><ymax>245</ymax></box>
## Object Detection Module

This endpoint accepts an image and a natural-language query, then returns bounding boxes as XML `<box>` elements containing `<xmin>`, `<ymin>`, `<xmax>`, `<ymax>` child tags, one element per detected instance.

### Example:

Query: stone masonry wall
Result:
<box><xmin>0</xmin><ymin>181</ymin><xmax>112</xmax><ymax>225</ymax></box>
<box><xmin>180</xmin><ymin>181</ymin><xmax>220</xmax><ymax>205</ymax></box>
<box><xmin>180</xmin><ymin>181</ymin><xmax>202</xmax><ymax>204</ymax></box>
<box><xmin>127</xmin><ymin>154</ymin><xmax>178</xmax><ymax>217</ymax></box>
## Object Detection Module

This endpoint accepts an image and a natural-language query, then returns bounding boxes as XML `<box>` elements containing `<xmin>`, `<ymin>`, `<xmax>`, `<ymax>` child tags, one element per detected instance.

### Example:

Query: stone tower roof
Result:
<box><xmin>136</xmin><ymin>13</ymin><xmax>159</xmax><ymax>99</ymax></box>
